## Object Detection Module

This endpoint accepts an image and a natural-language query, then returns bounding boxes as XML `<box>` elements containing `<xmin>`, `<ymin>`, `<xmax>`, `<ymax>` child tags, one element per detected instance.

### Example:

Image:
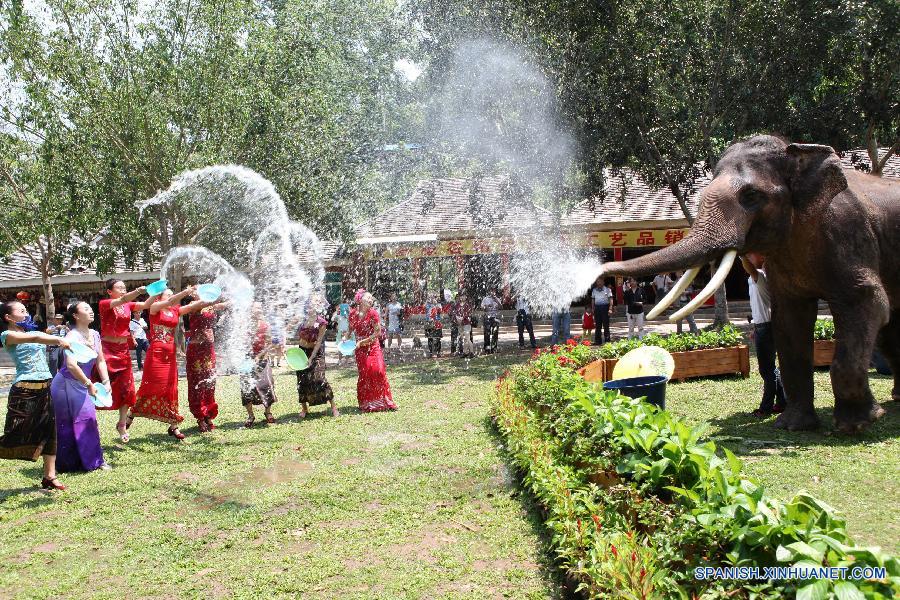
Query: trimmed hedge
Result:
<box><xmin>492</xmin><ymin>340</ymin><xmax>899</xmax><ymax>599</ymax></box>
<box><xmin>594</xmin><ymin>325</ymin><xmax>745</xmax><ymax>359</ymax></box>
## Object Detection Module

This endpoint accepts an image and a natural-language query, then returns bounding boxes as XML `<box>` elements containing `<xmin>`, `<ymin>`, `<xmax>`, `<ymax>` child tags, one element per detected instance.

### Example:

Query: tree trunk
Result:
<box><xmin>866</xmin><ymin>123</ymin><xmax>882</xmax><ymax>176</ymax></box>
<box><xmin>41</xmin><ymin>270</ymin><xmax>55</xmax><ymax>329</ymax></box>
<box><xmin>712</xmin><ymin>261</ymin><xmax>730</xmax><ymax>328</ymax></box>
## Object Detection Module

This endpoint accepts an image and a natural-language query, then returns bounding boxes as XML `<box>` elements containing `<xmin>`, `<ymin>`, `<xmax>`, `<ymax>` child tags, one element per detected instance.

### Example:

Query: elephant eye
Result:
<box><xmin>739</xmin><ymin>189</ymin><xmax>767</xmax><ymax>211</ymax></box>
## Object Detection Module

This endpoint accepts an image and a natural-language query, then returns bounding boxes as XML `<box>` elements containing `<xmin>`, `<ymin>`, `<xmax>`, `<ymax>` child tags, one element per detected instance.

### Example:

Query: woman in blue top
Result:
<box><xmin>0</xmin><ymin>300</ymin><xmax>72</xmax><ymax>491</ymax></box>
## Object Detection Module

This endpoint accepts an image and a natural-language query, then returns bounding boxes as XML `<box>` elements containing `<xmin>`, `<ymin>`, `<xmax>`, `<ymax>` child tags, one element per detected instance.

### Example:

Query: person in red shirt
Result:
<box><xmin>131</xmin><ymin>286</ymin><xmax>206</xmax><ymax>440</ymax></box>
<box><xmin>455</xmin><ymin>293</ymin><xmax>475</xmax><ymax>357</ymax></box>
<box><xmin>242</xmin><ymin>303</ymin><xmax>277</xmax><ymax>428</ymax></box>
<box><xmin>348</xmin><ymin>291</ymin><xmax>396</xmax><ymax>412</ymax></box>
<box><xmin>99</xmin><ymin>279</ymin><xmax>150</xmax><ymax>443</ymax></box>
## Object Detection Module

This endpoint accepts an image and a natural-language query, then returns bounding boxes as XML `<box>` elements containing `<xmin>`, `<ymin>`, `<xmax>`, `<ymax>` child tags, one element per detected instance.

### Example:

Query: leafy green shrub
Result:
<box><xmin>595</xmin><ymin>325</ymin><xmax>746</xmax><ymax>359</ymax></box>
<box><xmin>492</xmin><ymin>345</ymin><xmax>899</xmax><ymax>599</ymax></box>
<box><xmin>814</xmin><ymin>319</ymin><xmax>835</xmax><ymax>340</ymax></box>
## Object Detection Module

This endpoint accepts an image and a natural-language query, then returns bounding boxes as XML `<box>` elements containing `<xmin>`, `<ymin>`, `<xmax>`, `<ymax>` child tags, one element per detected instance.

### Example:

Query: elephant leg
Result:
<box><xmin>773</xmin><ymin>298</ymin><xmax>820</xmax><ymax>431</ymax></box>
<box><xmin>829</xmin><ymin>296</ymin><xmax>889</xmax><ymax>433</ymax></box>
<box><xmin>876</xmin><ymin>309</ymin><xmax>900</xmax><ymax>401</ymax></box>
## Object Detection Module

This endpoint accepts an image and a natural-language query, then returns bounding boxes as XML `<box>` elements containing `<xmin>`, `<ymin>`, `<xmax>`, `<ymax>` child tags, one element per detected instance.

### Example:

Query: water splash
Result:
<box><xmin>138</xmin><ymin>165</ymin><xmax>325</xmax><ymax>376</ymax></box>
<box><xmin>509</xmin><ymin>238</ymin><xmax>603</xmax><ymax>315</ymax></box>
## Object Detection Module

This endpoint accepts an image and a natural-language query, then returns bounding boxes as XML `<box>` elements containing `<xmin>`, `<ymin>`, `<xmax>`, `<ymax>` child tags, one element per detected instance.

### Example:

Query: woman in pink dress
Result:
<box><xmin>185</xmin><ymin>302</ymin><xmax>228</xmax><ymax>432</ymax></box>
<box><xmin>131</xmin><ymin>286</ymin><xmax>208</xmax><ymax>440</ymax></box>
<box><xmin>347</xmin><ymin>291</ymin><xmax>396</xmax><ymax>412</ymax></box>
<box><xmin>99</xmin><ymin>279</ymin><xmax>149</xmax><ymax>442</ymax></box>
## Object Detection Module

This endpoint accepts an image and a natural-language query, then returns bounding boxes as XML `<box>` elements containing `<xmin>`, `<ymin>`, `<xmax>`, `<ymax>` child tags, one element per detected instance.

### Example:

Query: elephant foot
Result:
<box><xmin>834</xmin><ymin>403</ymin><xmax>886</xmax><ymax>434</ymax></box>
<box><xmin>773</xmin><ymin>408</ymin><xmax>820</xmax><ymax>431</ymax></box>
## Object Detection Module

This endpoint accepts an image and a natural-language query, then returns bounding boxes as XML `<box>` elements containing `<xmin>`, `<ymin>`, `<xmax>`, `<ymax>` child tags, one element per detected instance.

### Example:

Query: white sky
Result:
<box><xmin>394</xmin><ymin>58</ymin><xmax>423</xmax><ymax>81</ymax></box>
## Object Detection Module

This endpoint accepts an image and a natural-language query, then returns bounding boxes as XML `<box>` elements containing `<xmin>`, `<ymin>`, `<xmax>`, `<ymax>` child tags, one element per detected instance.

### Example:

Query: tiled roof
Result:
<box><xmin>839</xmin><ymin>147</ymin><xmax>900</xmax><ymax>179</ymax></box>
<box><xmin>563</xmin><ymin>168</ymin><xmax>708</xmax><ymax>227</ymax></box>
<box><xmin>355</xmin><ymin>176</ymin><xmax>555</xmax><ymax>240</ymax></box>
<box><xmin>565</xmin><ymin>147</ymin><xmax>898</xmax><ymax>228</ymax></box>
<box><xmin>0</xmin><ymin>238</ymin><xmax>345</xmax><ymax>287</ymax></box>
<box><xmin>0</xmin><ymin>240</ymin><xmax>159</xmax><ymax>289</ymax></box>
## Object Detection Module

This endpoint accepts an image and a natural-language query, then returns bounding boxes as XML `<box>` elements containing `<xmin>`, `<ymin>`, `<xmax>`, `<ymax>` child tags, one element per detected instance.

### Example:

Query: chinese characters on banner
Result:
<box><xmin>365</xmin><ymin>228</ymin><xmax>691</xmax><ymax>259</ymax></box>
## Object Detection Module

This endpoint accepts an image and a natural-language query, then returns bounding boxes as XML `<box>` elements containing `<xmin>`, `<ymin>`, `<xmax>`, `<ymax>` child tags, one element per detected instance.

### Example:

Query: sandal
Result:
<box><xmin>205</xmin><ymin>417</ymin><xmax>215</xmax><ymax>431</ymax></box>
<box><xmin>167</xmin><ymin>426</ymin><xmax>186</xmax><ymax>440</ymax></box>
<box><xmin>116</xmin><ymin>421</ymin><xmax>130</xmax><ymax>443</ymax></box>
<box><xmin>244</xmin><ymin>416</ymin><xmax>255</xmax><ymax>429</ymax></box>
<box><xmin>197</xmin><ymin>419</ymin><xmax>209</xmax><ymax>433</ymax></box>
<box><xmin>40</xmin><ymin>476</ymin><xmax>66</xmax><ymax>491</ymax></box>
<box><xmin>264</xmin><ymin>411</ymin><xmax>276</xmax><ymax>424</ymax></box>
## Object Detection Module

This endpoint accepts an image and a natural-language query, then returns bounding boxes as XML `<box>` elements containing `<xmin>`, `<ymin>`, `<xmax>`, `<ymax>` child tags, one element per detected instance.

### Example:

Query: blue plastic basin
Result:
<box><xmin>602</xmin><ymin>375</ymin><xmax>668</xmax><ymax>410</ymax></box>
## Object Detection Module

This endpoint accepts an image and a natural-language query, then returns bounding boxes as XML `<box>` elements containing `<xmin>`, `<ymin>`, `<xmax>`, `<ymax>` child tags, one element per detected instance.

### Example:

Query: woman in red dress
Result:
<box><xmin>99</xmin><ymin>279</ymin><xmax>149</xmax><ymax>443</ymax></box>
<box><xmin>242</xmin><ymin>304</ymin><xmax>277</xmax><ymax>428</ymax></box>
<box><xmin>348</xmin><ymin>291</ymin><xmax>397</xmax><ymax>412</ymax></box>
<box><xmin>131</xmin><ymin>286</ymin><xmax>207</xmax><ymax>440</ymax></box>
<box><xmin>186</xmin><ymin>302</ymin><xmax>229</xmax><ymax>432</ymax></box>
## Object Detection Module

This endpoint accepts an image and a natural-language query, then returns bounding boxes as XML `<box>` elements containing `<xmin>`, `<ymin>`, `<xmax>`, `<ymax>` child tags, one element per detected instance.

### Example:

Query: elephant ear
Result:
<box><xmin>786</xmin><ymin>143</ymin><xmax>848</xmax><ymax>206</ymax></box>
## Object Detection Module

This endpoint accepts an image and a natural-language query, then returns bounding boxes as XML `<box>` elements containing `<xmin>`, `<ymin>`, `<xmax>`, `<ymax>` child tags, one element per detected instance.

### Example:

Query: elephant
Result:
<box><xmin>600</xmin><ymin>135</ymin><xmax>900</xmax><ymax>433</ymax></box>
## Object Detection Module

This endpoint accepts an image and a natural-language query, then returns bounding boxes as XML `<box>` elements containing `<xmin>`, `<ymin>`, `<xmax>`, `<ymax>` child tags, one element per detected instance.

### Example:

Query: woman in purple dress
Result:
<box><xmin>50</xmin><ymin>302</ymin><xmax>110</xmax><ymax>472</ymax></box>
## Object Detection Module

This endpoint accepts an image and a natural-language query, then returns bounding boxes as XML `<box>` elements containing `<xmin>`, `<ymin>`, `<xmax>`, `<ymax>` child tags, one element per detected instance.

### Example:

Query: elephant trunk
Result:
<box><xmin>602</xmin><ymin>230</ymin><xmax>734</xmax><ymax>277</ymax></box>
<box><xmin>603</xmin><ymin>177</ymin><xmax>747</xmax><ymax>277</ymax></box>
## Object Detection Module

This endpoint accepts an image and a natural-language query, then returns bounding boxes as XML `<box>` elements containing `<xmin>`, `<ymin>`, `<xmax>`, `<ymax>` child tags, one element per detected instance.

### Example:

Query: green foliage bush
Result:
<box><xmin>595</xmin><ymin>325</ymin><xmax>745</xmax><ymax>359</ymax></box>
<box><xmin>815</xmin><ymin>319</ymin><xmax>836</xmax><ymax>341</ymax></box>
<box><xmin>493</xmin><ymin>342</ymin><xmax>899</xmax><ymax>599</ymax></box>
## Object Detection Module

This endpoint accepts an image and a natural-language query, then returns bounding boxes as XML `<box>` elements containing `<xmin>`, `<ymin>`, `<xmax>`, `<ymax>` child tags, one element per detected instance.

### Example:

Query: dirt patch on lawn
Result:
<box><xmin>173</xmin><ymin>471</ymin><xmax>200</xmax><ymax>484</ymax></box>
<box><xmin>195</xmin><ymin>457</ymin><xmax>313</xmax><ymax>510</ymax></box>
<box><xmin>342</xmin><ymin>553</ymin><xmax>385</xmax><ymax>571</ymax></box>
<box><xmin>387</xmin><ymin>523</ymin><xmax>459</xmax><ymax>565</ymax></box>
<box><xmin>471</xmin><ymin>558</ymin><xmax>538</xmax><ymax>572</ymax></box>
<box><xmin>424</xmin><ymin>399</ymin><xmax>449</xmax><ymax>410</ymax></box>
<box><xmin>169</xmin><ymin>522</ymin><xmax>217</xmax><ymax>540</ymax></box>
<box><xmin>399</xmin><ymin>440</ymin><xmax>432</xmax><ymax>452</ymax></box>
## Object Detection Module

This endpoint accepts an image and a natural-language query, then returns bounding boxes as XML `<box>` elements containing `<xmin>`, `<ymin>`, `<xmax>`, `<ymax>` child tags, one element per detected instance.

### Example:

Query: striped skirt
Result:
<box><xmin>0</xmin><ymin>380</ymin><xmax>57</xmax><ymax>461</ymax></box>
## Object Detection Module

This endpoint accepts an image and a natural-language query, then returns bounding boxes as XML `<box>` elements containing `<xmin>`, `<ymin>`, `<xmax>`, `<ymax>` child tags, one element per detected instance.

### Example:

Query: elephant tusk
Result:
<box><xmin>668</xmin><ymin>250</ymin><xmax>738</xmax><ymax>322</ymax></box>
<box><xmin>647</xmin><ymin>267</ymin><xmax>700</xmax><ymax>320</ymax></box>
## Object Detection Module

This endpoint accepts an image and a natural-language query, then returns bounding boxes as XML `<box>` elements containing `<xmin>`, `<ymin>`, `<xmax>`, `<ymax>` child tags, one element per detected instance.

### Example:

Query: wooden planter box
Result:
<box><xmin>813</xmin><ymin>339</ymin><xmax>835</xmax><ymax>367</ymax></box>
<box><xmin>579</xmin><ymin>345</ymin><xmax>750</xmax><ymax>383</ymax></box>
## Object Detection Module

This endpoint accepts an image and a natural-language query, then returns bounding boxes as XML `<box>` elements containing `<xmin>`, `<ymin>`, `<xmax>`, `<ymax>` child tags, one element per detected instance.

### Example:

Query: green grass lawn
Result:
<box><xmin>0</xmin><ymin>354</ymin><xmax>897</xmax><ymax>599</ymax></box>
<box><xmin>0</xmin><ymin>356</ymin><xmax>554</xmax><ymax>600</ymax></box>
<box><xmin>664</xmin><ymin>365</ymin><xmax>900</xmax><ymax>555</ymax></box>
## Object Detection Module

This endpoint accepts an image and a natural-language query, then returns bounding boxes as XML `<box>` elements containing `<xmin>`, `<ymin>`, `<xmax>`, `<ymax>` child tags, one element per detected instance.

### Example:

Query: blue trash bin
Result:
<box><xmin>602</xmin><ymin>375</ymin><xmax>668</xmax><ymax>410</ymax></box>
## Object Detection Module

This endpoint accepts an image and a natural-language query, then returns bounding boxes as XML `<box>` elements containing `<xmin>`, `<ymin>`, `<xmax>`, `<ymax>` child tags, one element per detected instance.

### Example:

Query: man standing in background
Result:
<box><xmin>481</xmin><ymin>290</ymin><xmax>501</xmax><ymax>354</ymax></box>
<box><xmin>129</xmin><ymin>313</ymin><xmax>149</xmax><ymax>370</ymax></box>
<box><xmin>591</xmin><ymin>277</ymin><xmax>614</xmax><ymax>345</ymax></box>
<box><xmin>623</xmin><ymin>278</ymin><xmax>646</xmax><ymax>339</ymax></box>
<box><xmin>515</xmin><ymin>294</ymin><xmax>536</xmax><ymax>350</ymax></box>
<box><xmin>741</xmin><ymin>253</ymin><xmax>787</xmax><ymax>417</ymax></box>
<box><xmin>46</xmin><ymin>313</ymin><xmax>69</xmax><ymax>376</ymax></box>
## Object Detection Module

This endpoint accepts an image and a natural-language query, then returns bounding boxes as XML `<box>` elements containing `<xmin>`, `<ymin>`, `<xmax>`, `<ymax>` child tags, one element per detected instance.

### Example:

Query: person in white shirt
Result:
<box><xmin>514</xmin><ymin>295</ymin><xmax>536</xmax><ymax>349</ymax></box>
<box><xmin>45</xmin><ymin>314</ymin><xmax>70</xmax><ymax>376</ymax></box>
<box><xmin>385</xmin><ymin>293</ymin><xmax>403</xmax><ymax>351</ymax></box>
<box><xmin>741</xmin><ymin>253</ymin><xmax>786</xmax><ymax>417</ymax></box>
<box><xmin>129</xmin><ymin>314</ymin><xmax>149</xmax><ymax>370</ymax></box>
<box><xmin>480</xmin><ymin>291</ymin><xmax>501</xmax><ymax>353</ymax></box>
<box><xmin>672</xmin><ymin>272</ymin><xmax>699</xmax><ymax>334</ymax></box>
<box><xmin>652</xmin><ymin>272</ymin><xmax>673</xmax><ymax>304</ymax></box>
<box><xmin>591</xmin><ymin>277</ymin><xmax>615</xmax><ymax>344</ymax></box>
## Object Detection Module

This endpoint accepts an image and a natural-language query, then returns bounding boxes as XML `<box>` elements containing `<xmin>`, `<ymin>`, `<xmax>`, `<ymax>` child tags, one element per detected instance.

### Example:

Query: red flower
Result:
<box><xmin>591</xmin><ymin>515</ymin><xmax>602</xmax><ymax>531</ymax></box>
<box><xmin>610</xmin><ymin>544</ymin><xmax>618</xmax><ymax>558</ymax></box>
<box><xmin>640</xmin><ymin>568</ymin><xmax>646</xmax><ymax>580</ymax></box>
<box><xmin>631</xmin><ymin>551</ymin><xmax>637</xmax><ymax>563</ymax></box>
<box><xmin>566</xmin><ymin>338</ymin><xmax>577</xmax><ymax>346</ymax></box>
<box><xmin>582</xmin><ymin>340</ymin><xmax>591</xmax><ymax>346</ymax></box>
